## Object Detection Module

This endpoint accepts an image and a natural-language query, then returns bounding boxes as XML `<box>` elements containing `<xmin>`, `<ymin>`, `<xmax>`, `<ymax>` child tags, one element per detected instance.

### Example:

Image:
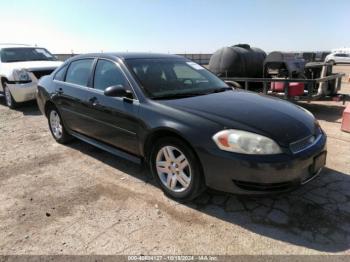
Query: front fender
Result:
<box><xmin>138</xmin><ymin>101</ymin><xmax>223</xmax><ymax>158</ymax></box>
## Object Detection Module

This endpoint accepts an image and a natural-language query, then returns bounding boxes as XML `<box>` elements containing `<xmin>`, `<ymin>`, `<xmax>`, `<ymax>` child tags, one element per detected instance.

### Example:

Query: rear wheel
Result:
<box><xmin>150</xmin><ymin>137</ymin><xmax>206</xmax><ymax>201</ymax></box>
<box><xmin>47</xmin><ymin>106</ymin><xmax>72</xmax><ymax>144</ymax></box>
<box><xmin>4</xmin><ymin>84</ymin><xmax>17</xmax><ymax>109</ymax></box>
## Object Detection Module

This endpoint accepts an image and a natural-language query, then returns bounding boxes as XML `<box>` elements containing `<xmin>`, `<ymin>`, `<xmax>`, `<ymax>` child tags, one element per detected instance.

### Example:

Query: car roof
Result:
<box><xmin>70</xmin><ymin>52</ymin><xmax>186</xmax><ymax>61</ymax></box>
<box><xmin>0</xmin><ymin>44</ymin><xmax>41</xmax><ymax>49</ymax></box>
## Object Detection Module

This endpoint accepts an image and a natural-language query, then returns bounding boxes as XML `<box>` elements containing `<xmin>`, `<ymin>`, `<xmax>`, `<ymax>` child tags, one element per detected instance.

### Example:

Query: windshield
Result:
<box><xmin>1</xmin><ymin>48</ymin><xmax>57</xmax><ymax>63</ymax></box>
<box><xmin>126</xmin><ymin>58</ymin><xmax>228</xmax><ymax>99</ymax></box>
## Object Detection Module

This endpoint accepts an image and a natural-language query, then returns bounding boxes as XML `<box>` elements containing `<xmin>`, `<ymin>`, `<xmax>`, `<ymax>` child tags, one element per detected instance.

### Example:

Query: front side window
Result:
<box><xmin>126</xmin><ymin>59</ymin><xmax>228</xmax><ymax>99</ymax></box>
<box><xmin>93</xmin><ymin>60</ymin><xmax>129</xmax><ymax>91</ymax></box>
<box><xmin>65</xmin><ymin>59</ymin><xmax>94</xmax><ymax>87</ymax></box>
<box><xmin>0</xmin><ymin>48</ymin><xmax>57</xmax><ymax>63</ymax></box>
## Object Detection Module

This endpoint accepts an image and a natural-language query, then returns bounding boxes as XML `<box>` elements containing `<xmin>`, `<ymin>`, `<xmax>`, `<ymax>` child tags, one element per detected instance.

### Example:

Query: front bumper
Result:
<box><xmin>7</xmin><ymin>82</ymin><xmax>37</xmax><ymax>103</ymax></box>
<box><xmin>197</xmin><ymin>134</ymin><xmax>327</xmax><ymax>195</ymax></box>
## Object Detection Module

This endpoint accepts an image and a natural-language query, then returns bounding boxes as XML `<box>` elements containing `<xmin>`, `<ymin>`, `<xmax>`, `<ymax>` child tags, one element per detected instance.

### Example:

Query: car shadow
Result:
<box><xmin>67</xmin><ymin>140</ymin><xmax>350</xmax><ymax>253</ymax></box>
<box><xmin>67</xmin><ymin>141</ymin><xmax>154</xmax><ymax>184</ymax></box>
<box><xmin>297</xmin><ymin>102</ymin><xmax>345</xmax><ymax>123</ymax></box>
<box><xmin>0</xmin><ymin>95</ymin><xmax>42</xmax><ymax>116</ymax></box>
<box><xmin>191</xmin><ymin>167</ymin><xmax>350</xmax><ymax>253</ymax></box>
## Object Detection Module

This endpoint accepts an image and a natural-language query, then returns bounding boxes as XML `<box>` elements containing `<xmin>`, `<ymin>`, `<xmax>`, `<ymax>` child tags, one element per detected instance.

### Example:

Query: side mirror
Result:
<box><xmin>104</xmin><ymin>85</ymin><xmax>133</xmax><ymax>99</ymax></box>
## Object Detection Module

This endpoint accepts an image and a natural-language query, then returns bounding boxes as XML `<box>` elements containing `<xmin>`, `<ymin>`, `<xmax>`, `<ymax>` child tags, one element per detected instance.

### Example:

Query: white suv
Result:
<box><xmin>0</xmin><ymin>44</ymin><xmax>63</xmax><ymax>108</ymax></box>
<box><xmin>325</xmin><ymin>53</ymin><xmax>350</xmax><ymax>65</ymax></box>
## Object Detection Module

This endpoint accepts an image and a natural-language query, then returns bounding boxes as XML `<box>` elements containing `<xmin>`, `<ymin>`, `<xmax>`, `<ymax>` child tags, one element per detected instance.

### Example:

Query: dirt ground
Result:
<box><xmin>0</xmin><ymin>66</ymin><xmax>350</xmax><ymax>255</ymax></box>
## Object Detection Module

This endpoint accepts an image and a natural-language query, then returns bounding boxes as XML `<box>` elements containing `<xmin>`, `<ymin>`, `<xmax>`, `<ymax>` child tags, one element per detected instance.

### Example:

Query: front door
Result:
<box><xmin>82</xmin><ymin>59</ymin><xmax>141</xmax><ymax>155</ymax></box>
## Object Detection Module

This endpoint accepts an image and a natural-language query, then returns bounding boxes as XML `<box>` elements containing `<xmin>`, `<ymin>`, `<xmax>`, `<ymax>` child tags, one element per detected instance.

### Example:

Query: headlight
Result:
<box><xmin>212</xmin><ymin>129</ymin><xmax>282</xmax><ymax>155</ymax></box>
<box><xmin>13</xmin><ymin>69</ymin><xmax>31</xmax><ymax>82</ymax></box>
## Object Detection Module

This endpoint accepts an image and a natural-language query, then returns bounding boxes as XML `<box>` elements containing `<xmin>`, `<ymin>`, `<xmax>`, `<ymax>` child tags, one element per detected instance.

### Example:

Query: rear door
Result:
<box><xmin>345</xmin><ymin>54</ymin><xmax>350</xmax><ymax>64</ymax></box>
<box><xmin>335</xmin><ymin>54</ymin><xmax>346</xmax><ymax>63</ymax></box>
<box><xmin>53</xmin><ymin>58</ymin><xmax>96</xmax><ymax>135</ymax></box>
<box><xmin>81</xmin><ymin>59</ymin><xmax>141</xmax><ymax>155</ymax></box>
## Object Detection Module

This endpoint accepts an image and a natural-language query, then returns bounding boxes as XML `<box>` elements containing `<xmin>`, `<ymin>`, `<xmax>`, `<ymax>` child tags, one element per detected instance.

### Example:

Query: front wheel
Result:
<box><xmin>328</xmin><ymin>60</ymin><xmax>336</xmax><ymax>65</ymax></box>
<box><xmin>4</xmin><ymin>84</ymin><xmax>18</xmax><ymax>109</ymax></box>
<box><xmin>150</xmin><ymin>137</ymin><xmax>206</xmax><ymax>201</ymax></box>
<box><xmin>47</xmin><ymin>106</ymin><xmax>72</xmax><ymax>144</ymax></box>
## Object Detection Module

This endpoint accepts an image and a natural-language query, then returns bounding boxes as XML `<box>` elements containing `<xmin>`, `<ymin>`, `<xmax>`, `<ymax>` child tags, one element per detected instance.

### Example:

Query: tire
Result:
<box><xmin>3</xmin><ymin>83</ymin><xmax>18</xmax><ymax>109</ymax></box>
<box><xmin>149</xmin><ymin>137</ymin><xmax>206</xmax><ymax>202</ymax></box>
<box><xmin>328</xmin><ymin>60</ymin><xmax>335</xmax><ymax>65</ymax></box>
<box><xmin>47</xmin><ymin>106</ymin><xmax>72</xmax><ymax>144</ymax></box>
<box><xmin>326</xmin><ymin>79</ymin><xmax>338</xmax><ymax>96</ymax></box>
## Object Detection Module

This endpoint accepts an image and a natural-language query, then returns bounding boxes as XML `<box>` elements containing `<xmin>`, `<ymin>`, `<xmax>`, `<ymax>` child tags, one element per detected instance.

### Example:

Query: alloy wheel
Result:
<box><xmin>49</xmin><ymin>110</ymin><xmax>63</xmax><ymax>139</ymax></box>
<box><xmin>155</xmin><ymin>146</ymin><xmax>192</xmax><ymax>192</ymax></box>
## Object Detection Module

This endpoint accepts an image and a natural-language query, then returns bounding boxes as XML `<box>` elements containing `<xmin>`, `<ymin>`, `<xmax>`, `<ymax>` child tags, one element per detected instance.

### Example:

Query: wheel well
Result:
<box><xmin>143</xmin><ymin>129</ymin><xmax>206</xmax><ymax>184</ymax></box>
<box><xmin>144</xmin><ymin>130</ymin><xmax>182</xmax><ymax>158</ymax></box>
<box><xmin>44</xmin><ymin>101</ymin><xmax>56</xmax><ymax>117</ymax></box>
<box><xmin>144</xmin><ymin>129</ymin><xmax>202</xmax><ymax>164</ymax></box>
<box><xmin>0</xmin><ymin>77</ymin><xmax>8</xmax><ymax>90</ymax></box>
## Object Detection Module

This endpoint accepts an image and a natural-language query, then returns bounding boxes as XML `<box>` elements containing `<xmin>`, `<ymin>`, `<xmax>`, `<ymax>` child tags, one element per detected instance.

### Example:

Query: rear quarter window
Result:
<box><xmin>54</xmin><ymin>65</ymin><xmax>68</xmax><ymax>81</ymax></box>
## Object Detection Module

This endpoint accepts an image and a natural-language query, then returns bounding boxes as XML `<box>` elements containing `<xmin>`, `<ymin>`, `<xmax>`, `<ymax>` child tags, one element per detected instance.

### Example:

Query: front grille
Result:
<box><xmin>233</xmin><ymin>180</ymin><xmax>295</xmax><ymax>191</ymax></box>
<box><xmin>30</xmin><ymin>70</ymin><xmax>54</xmax><ymax>80</ymax></box>
<box><xmin>289</xmin><ymin>134</ymin><xmax>320</xmax><ymax>154</ymax></box>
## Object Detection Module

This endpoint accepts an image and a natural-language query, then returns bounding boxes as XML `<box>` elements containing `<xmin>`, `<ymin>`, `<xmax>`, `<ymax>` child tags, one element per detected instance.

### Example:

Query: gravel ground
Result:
<box><xmin>0</xmin><ymin>66</ymin><xmax>349</xmax><ymax>255</ymax></box>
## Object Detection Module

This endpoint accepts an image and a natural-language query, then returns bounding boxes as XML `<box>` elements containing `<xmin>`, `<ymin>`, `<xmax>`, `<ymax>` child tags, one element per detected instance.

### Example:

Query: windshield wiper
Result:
<box><xmin>152</xmin><ymin>92</ymin><xmax>208</xmax><ymax>100</ymax></box>
<box><xmin>4</xmin><ymin>59</ymin><xmax>27</xmax><ymax>63</ymax></box>
<box><xmin>152</xmin><ymin>87</ymin><xmax>233</xmax><ymax>100</ymax></box>
<box><xmin>208</xmin><ymin>87</ymin><xmax>233</xmax><ymax>93</ymax></box>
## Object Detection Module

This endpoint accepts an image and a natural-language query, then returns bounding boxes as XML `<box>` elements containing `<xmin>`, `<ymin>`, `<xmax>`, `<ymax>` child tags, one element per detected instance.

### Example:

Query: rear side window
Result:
<box><xmin>54</xmin><ymin>65</ymin><xmax>67</xmax><ymax>81</ymax></box>
<box><xmin>65</xmin><ymin>59</ymin><xmax>94</xmax><ymax>86</ymax></box>
<box><xmin>93</xmin><ymin>60</ymin><xmax>129</xmax><ymax>91</ymax></box>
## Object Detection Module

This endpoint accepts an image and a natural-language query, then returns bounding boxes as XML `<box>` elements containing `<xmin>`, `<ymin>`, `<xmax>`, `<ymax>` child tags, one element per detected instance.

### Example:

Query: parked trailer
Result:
<box><xmin>216</xmin><ymin>49</ymin><xmax>347</xmax><ymax>104</ymax></box>
<box><xmin>221</xmin><ymin>73</ymin><xmax>347</xmax><ymax>104</ymax></box>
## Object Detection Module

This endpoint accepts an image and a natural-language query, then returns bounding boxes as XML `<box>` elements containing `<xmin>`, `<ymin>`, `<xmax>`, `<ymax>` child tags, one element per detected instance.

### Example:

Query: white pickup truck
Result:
<box><xmin>0</xmin><ymin>44</ymin><xmax>63</xmax><ymax>108</ymax></box>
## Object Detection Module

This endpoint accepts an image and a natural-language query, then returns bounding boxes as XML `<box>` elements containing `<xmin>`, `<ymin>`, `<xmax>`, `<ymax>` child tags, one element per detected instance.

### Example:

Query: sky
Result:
<box><xmin>0</xmin><ymin>0</ymin><xmax>349</xmax><ymax>54</ymax></box>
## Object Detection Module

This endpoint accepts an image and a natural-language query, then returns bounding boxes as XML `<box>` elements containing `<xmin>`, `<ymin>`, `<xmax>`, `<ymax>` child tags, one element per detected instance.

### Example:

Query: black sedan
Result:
<box><xmin>36</xmin><ymin>53</ymin><xmax>327</xmax><ymax>201</ymax></box>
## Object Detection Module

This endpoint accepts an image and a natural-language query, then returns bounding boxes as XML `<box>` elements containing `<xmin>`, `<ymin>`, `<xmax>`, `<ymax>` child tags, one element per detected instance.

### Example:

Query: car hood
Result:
<box><xmin>157</xmin><ymin>90</ymin><xmax>317</xmax><ymax>146</ymax></box>
<box><xmin>3</xmin><ymin>61</ymin><xmax>63</xmax><ymax>71</ymax></box>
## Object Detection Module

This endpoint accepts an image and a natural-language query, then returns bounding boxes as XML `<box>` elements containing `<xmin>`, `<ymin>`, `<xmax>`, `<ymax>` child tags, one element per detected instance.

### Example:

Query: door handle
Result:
<box><xmin>88</xmin><ymin>96</ymin><xmax>99</xmax><ymax>107</ymax></box>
